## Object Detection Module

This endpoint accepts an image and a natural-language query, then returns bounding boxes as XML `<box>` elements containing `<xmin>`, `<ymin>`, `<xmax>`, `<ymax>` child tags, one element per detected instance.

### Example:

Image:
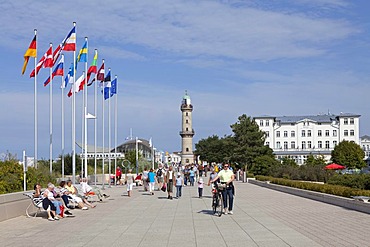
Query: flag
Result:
<box><xmin>103</xmin><ymin>87</ymin><xmax>110</xmax><ymax>100</ymax></box>
<box><xmin>110</xmin><ymin>78</ymin><xmax>117</xmax><ymax>96</ymax></box>
<box><xmin>30</xmin><ymin>47</ymin><xmax>49</xmax><ymax>78</ymax></box>
<box><xmin>89</xmin><ymin>62</ymin><xmax>104</xmax><ymax>87</ymax></box>
<box><xmin>77</xmin><ymin>41</ymin><xmax>87</xmax><ymax>63</ymax></box>
<box><xmin>53</xmin><ymin>44</ymin><xmax>62</xmax><ymax>63</ymax></box>
<box><xmin>149</xmin><ymin>137</ymin><xmax>152</xmax><ymax>147</ymax></box>
<box><xmin>43</xmin><ymin>46</ymin><xmax>53</xmax><ymax>68</ymax></box>
<box><xmin>67</xmin><ymin>73</ymin><xmax>84</xmax><ymax>97</ymax></box>
<box><xmin>86</xmin><ymin>50</ymin><xmax>98</xmax><ymax>86</ymax></box>
<box><xmin>22</xmin><ymin>34</ymin><xmax>36</xmax><ymax>75</ymax></box>
<box><xmin>63</xmin><ymin>63</ymin><xmax>74</xmax><ymax>89</ymax></box>
<box><xmin>62</xmin><ymin>26</ymin><xmax>76</xmax><ymax>51</ymax></box>
<box><xmin>97</xmin><ymin>63</ymin><xmax>105</xmax><ymax>81</ymax></box>
<box><xmin>104</xmin><ymin>70</ymin><xmax>111</xmax><ymax>88</ymax></box>
<box><xmin>44</xmin><ymin>56</ymin><xmax>64</xmax><ymax>86</ymax></box>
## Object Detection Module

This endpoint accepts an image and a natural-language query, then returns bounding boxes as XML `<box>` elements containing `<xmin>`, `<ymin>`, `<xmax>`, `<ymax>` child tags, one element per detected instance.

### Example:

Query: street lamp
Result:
<box><xmin>135</xmin><ymin>137</ymin><xmax>142</xmax><ymax>175</ymax></box>
<box><xmin>84</xmin><ymin>112</ymin><xmax>96</xmax><ymax>179</ymax></box>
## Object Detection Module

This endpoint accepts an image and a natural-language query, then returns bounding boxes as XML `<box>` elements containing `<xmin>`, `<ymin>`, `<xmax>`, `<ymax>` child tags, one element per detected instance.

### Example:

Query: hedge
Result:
<box><xmin>255</xmin><ymin>175</ymin><xmax>370</xmax><ymax>198</ymax></box>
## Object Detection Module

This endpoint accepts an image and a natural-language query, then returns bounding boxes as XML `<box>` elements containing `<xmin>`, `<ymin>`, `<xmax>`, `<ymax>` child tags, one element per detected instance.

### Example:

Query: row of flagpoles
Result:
<box><xmin>22</xmin><ymin>22</ymin><xmax>119</xmax><ymax>185</ymax></box>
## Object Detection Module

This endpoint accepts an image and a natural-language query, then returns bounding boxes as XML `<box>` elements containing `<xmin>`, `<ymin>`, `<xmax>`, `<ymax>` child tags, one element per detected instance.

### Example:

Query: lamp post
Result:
<box><xmin>135</xmin><ymin>137</ymin><xmax>142</xmax><ymax>175</ymax></box>
<box><xmin>85</xmin><ymin>112</ymin><xmax>96</xmax><ymax>179</ymax></box>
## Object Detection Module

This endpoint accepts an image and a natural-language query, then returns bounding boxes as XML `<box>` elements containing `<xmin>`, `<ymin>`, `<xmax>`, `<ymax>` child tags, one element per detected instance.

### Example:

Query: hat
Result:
<box><xmin>177</xmin><ymin>172</ymin><xmax>181</xmax><ymax>176</ymax></box>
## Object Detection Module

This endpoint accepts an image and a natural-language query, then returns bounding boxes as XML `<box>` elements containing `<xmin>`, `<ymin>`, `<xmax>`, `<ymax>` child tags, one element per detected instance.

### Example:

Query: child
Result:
<box><xmin>198</xmin><ymin>178</ymin><xmax>204</xmax><ymax>198</ymax></box>
<box><xmin>175</xmin><ymin>172</ymin><xmax>183</xmax><ymax>198</ymax></box>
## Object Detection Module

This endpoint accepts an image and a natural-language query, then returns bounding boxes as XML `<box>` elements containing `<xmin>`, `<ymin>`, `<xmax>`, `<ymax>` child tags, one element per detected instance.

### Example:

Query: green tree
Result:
<box><xmin>252</xmin><ymin>155</ymin><xmax>279</xmax><ymax>176</ymax></box>
<box><xmin>0</xmin><ymin>160</ymin><xmax>23</xmax><ymax>194</ymax></box>
<box><xmin>230</xmin><ymin>114</ymin><xmax>274</xmax><ymax>166</ymax></box>
<box><xmin>195</xmin><ymin>135</ymin><xmax>236</xmax><ymax>163</ymax></box>
<box><xmin>331</xmin><ymin>141</ymin><xmax>366</xmax><ymax>169</ymax></box>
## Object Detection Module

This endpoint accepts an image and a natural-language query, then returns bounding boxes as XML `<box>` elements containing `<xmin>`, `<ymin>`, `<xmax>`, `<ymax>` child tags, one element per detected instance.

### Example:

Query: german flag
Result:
<box><xmin>22</xmin><ymin>34</ymin><xmax>37</xmax><ymax>75</ymax></box>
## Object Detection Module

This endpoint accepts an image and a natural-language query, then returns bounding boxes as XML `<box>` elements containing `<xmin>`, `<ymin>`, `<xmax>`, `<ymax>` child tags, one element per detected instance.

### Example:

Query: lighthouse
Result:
<box><xmin>180</xmin><ymin>91</ymin><xmax>195</xmax><ymax>165</ymax></box>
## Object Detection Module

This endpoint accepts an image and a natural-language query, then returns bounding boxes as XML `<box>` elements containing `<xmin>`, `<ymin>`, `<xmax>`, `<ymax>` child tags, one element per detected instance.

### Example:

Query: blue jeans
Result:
<box><xmin>221</xmin><ymin>188</ymin><xmax>234</xmax><ymax>211</ymax></box>
<box><xmin>52</xmin><ymin>200</ymin><xmax>63</xmax><ymax>215</ymax></box>
<box><xmin>176</xmin><ymin>185</ymin><xmax>182</xmax><ymax>197</ymax></box>
<box><xmin>190</xmin><ymin>176</ymin><xmax>194</xmax><ymax>186</ymax></box>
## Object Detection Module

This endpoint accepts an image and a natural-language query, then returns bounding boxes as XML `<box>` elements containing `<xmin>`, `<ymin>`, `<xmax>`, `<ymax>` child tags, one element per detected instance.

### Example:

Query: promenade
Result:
<box><xmin>1</xmin><ymin>181</ymin><xmax>370</xmax><ymax>247</ymax></box>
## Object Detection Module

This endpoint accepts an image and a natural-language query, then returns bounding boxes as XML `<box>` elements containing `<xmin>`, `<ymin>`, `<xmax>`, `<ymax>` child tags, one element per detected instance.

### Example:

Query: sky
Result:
<box><xmin>1</xmin><ymin>0</ymin><xmax>370</xmax><ymax>160</ymax></box>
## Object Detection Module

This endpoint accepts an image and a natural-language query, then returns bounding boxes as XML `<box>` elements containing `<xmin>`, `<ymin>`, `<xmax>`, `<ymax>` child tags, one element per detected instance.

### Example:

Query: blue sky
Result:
<box><xmin>0</xmin><ymin>0</ymin><xmax>370</xmax><ymax>160</ymax></box>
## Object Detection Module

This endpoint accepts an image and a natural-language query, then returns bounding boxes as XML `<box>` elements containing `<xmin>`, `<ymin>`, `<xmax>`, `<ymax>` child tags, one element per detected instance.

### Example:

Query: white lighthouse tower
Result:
<box><xmin>180</xmin><ymin>91</ymin><xmax>195</xmax><ymax>165</ymax></box>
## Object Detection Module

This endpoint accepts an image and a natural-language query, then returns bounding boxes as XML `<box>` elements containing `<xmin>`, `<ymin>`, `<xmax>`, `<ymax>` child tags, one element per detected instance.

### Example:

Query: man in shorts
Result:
<box><xmin>156</xmin><ymin>164</ymin><xmax>164</xmax><ymax>191</ymax></box>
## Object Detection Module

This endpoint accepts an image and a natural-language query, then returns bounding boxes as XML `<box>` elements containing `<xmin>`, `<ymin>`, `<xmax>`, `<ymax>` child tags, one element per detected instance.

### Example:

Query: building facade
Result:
<box><xmin>180</xmin><ymin>91</ymin><xmax>195</xmax><ymax>165</ymax></box>
<box><xmin>254</xmin><ymin>113</ymin><xmax>360</xmax><ymax>165</ymax></box>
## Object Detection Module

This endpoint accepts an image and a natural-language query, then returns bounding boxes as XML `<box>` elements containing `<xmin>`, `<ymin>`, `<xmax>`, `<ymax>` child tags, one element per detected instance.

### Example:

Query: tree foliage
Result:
<box><xmin>331</xmin><ymin>141</ymin><xmax>366</xmax><ymax>169</ymax></box>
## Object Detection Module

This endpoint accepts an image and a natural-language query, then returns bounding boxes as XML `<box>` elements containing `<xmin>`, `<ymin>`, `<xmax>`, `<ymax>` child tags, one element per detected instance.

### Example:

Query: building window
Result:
<box><xmin>350</xmin><ymin>130</ymin><xmax>354</xmax><ymax>136</ymax></box>
<box><xmin>265</xmin><ymin>141</ymin><xmax>270</xmax><ymax>146</ymax></box>
<box><xmin>186</xmin><ymin>159</ymin><xmax>189</xmax><ymax>163</ymax></box>
<box><xmin>308</xmin><ymin>141</ymin><xmax>312</xmax><ymax>149</ymax></box>
<box><xmin>186</xmin><ymin>128</ymin><xmax>188</xmax><ymax>131</ymax></box>
<box><xmin>266</xmin><ymin>120</ymin><xmax>269</xmax><ymax>126</ymax></box>
<box><xmin>284</xmin><ymin>131</ymin><xmax>288</xmax><ymax>137</ymax></box>
<box><xmin>333</xmin><ymin>141</ymin><xmax>337</xmax><ymax>147</ymax></box>
<box><xmin>302</xmin><ymin>130</ymin><xmax>305</xmax><ymax>137</ymax></box>
<box><xmin>186</xmin><ymin>113</ymin><xmax>188</xmax><ymax>116</ymax></box>
<box><xmin>344</xmin><ymin>130</ymin><xmax>348</xmax><ymax>136</ymax></box>
<box><xmin>318</xmin><ymin>130</ymin><xmax>322</xmax><ymax>137</ymax></box>
<box><xmin>291</xmin><ymin>131</ymin><xmax>295</xmax><ymax>137</ymax></box>
<box><xmin>265</xmin><ymin>131</ymin><xmax>269</xmax><ymax>137</ymax></box>
<box><xmin>325</xmin><ymin>130</ymin><xmax>330</xmax><ymax>137</ymax></box>
<box><xmin>350</xmin><ymin>118</ymin><xmax>354</xmax><ymax>124</ymax></box>
<box><xmin>284</xmin><ymin>141</ymin><xmax>288</xmax><ymax>149</ymax></box>
<box><xmin>344</xmin><ymin>118</ymin><xmax>348</xmax><ymax>125</ymax></box>
<box><xmin>318</xmin><ymin>141</ymin><xmax>322</xmax><ymax>148</ymax></box>
<box><xmin>333</xmin><ymin>130</ymin><xmax>337</xmax><ymax>137</ymax></box>
<box><xmin>325</xmin><ymin>141</ymin><xmax>330</xmax><ymax>149</ymax></box>
<box><xmin>186</xmin><ymin>148</ymin><xmax>189</xmax><ymax>152</ymax></box>
<box><xmin>307</xmin><ymin>130</ymin><xmax>311</xmax><ymax>137</ymax></box>
<box><xmin>276</xmin><ymin>142</ymin><xmax>281</xmax><ymax>149</ymax></box>
<box><xmin>260</xmin><ymin>120</ymin><xmax>264</xmax><ymax>126</ymax></box>
<box><xmin>291</xmin><ymin>141</ymin><xmax>295</xmax><ymax>149</ymax></box>
<box><xmin>276</xmin><ymin>131</ymin><xmax>280</xmax><ymax>137</ymax></box>
<box><xmin>302</xmin><ymin>141</ymin><xmax>306</xmax><ymax>149</ymax></box>
<box><xmin>186</xmin><ymin>119</ymin><xmax>188</xmax><ymax>124</ymax></box>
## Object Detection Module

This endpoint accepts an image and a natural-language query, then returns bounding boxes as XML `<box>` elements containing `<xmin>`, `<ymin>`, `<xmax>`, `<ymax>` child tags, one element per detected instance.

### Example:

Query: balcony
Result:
<box><xmin>181</xmin><ymin>104</ymin><xmax>193</xmax><ymax>111</ymax></box>
<box><xmin>179</xmin><ymin>129</ymin><xmax>195</xmax><ymax>136</ymax></box>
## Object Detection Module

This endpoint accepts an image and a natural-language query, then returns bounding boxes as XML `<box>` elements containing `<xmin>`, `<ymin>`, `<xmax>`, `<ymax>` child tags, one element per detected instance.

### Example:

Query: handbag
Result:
<box><xmin>161</xmin><ymin>183</ymin><xmax>167</xmax><ymax>192</ymax></box>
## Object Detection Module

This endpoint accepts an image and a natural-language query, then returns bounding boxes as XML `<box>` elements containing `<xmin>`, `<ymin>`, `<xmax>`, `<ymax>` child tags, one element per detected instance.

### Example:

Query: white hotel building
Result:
<box><xmin>254</xmin><ymin>113</ymin><xmax>360</xmax><ymax>165</ymax></box>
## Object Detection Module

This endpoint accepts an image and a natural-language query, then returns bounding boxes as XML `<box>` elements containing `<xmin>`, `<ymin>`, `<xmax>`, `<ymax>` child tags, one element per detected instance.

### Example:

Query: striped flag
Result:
<box><xmin>22</xmin><ymin>34</ymin><xmax>37</xmax><ymax>75</ymax></box>
<box><xmin>43</xmin><ymin>46</ymin><xmax>53</xmax><ymax>68</ymax></box>
<box><xmin>30</xmin><ymin>47</ymin><xmax>49</xmax><ymax>78</ymax></box>
<box><xmin>67</xmin><ymin>72</ymin><xmax>85</xmax><ymax>97</ymax></box>
<box><xmin>77</xmin><ymin>41</ymin><xmax>87</xmax><ymax>63</ymax></box>
<box><xmin>53</xmin><ymin>44</ymin><xmax>62</xmax><ymax>63</ymax></box>
<box><xmin>62</xmin><ymin>26</ymin><xmax>76</xmax><ymax>51</ymax></box>
<box><xmin>44</xmin><ymin>56</ymin><xmax>64</xmax><ymax>86</ymax></box>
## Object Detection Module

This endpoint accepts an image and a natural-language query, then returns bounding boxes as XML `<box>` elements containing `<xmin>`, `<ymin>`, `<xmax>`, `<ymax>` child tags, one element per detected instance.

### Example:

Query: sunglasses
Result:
<box><xmin>224</xmin><ymin>165</ymin><xmax>229</xmax><ymax>168</ymax></box>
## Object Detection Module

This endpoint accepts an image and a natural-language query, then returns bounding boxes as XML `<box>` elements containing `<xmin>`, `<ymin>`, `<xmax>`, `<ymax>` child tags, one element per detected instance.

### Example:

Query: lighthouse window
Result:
<box><xmin>186</xmin><ymin>113</ymin><xmax>188</xmax><ymax>116</ymax></box>
<box><xmin>186</xmin><ymin>128</ymin><xmax>188</xmax><ymax>131</ymax></box>
<box><xmin>186</xmin><ymin>159</ymin><xmax>189</xmax><ymax>163</ymax></box>
<box><xmin>186</xmin><ymin>120</ymin><xmax>188</xmax><ymax>124</ymax></box>
<box><xmin>186</xmin><ymin>148</ymin><xmax>189</xmax><ymax>152</ymax></box>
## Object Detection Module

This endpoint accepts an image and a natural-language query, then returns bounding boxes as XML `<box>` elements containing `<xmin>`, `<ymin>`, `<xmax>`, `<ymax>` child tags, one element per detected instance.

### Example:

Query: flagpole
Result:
<box><xmin>84</xmin><ymin>37</ymin><xmax>88</xmax><ymax>180</ymax></box>
<box><xmin>152</xmin><ymin>138</ymin><xmax>154</xmax><ymax>170</ymax></box>
<box><xmin>61</xmin><ymin>54</ymin><xmax>65</xmax><ymax>179</ymax></box>
<box><xmin>101</xmin><ymin>59</ymin><xmax>105</xmax><ymax>189</ymax></box>
<box><xmin>34</xmin><ymin>29</ymin><xmax>38</xmax><ymax>169</ymax></box>
<box><xmin>94</xmin><ymin>49</ymin><xmax>98</xmax><ymax>186</ymax></box>
<box><xmin>72</xmin><ymin>21</ymin><xmax>76</xmax><ymax>184</ymax></box>
<box><xmin>114</xmin><ymin>75</ymin><xmax>118</xmax><ymax>186</ymax></box>
<box><xmin>49</xmin><ymin>43</ymin><xmax>53</xmax><ymax>175</ymax></box>
<box><xmin>108</xmin><ymin>68</ymin><xmax>111</xmax><ymax>188</ymax></box>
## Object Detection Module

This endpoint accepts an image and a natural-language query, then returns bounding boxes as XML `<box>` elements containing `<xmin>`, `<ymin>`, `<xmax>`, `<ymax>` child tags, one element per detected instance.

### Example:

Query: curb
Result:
<box><xmin>248</xmin><ymin>179</ymin><xmax>370</xmax><ymax>214</ymax></box>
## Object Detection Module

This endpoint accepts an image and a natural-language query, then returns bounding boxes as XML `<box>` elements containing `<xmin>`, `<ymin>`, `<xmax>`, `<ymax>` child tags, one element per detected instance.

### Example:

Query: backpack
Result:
<box><xmin>157</xmin><ymin>169</ymin><xmax>163</xmax><ymax>177</ymax></box>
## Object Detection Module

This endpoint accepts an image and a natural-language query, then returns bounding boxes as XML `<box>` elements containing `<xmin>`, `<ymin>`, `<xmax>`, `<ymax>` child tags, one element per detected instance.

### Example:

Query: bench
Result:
<box><xmin>23</xmin><ymin>193</ymin><xmax>50</xmax><ymax>218</ymax></box>
<box><xmin>352</xmin><ymin>196</ymin><xmax>370</xmax><ymax>203</ymax></box>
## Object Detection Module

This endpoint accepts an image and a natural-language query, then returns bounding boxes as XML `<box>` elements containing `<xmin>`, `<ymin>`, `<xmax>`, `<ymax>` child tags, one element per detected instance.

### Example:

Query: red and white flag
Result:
<box><xmin>30</xmin><ymin>47</ymin><xmax>49</xmax><ymax>78</ymax></box>
<box><xmin>43</xmin><ymin>46</ymin><xmax>53</xmax><ymax>68</ymax></box>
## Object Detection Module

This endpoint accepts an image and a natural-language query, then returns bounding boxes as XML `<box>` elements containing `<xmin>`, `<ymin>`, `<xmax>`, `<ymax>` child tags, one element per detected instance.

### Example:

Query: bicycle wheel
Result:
<box><xmin>216</xmin><ymin>193</ymin><xmax>223</xmax><ymax>217</ymax></box>
<box><xmin>212</xmin><ymin>195</ymin><xmax>217</xmax><ymax>215</ymax></box>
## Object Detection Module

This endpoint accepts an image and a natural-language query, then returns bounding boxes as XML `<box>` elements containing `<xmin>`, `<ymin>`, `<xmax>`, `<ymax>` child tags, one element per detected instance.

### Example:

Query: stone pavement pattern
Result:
<box><xmin>0</xmin><ymin>181</ymin><xmax>370</xmax><ymax>247</ymax></box>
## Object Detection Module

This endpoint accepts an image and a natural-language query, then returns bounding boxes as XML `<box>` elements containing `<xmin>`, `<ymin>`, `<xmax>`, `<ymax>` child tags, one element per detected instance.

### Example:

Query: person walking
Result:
<box><xmin>211</xmin><ymin>163</ymin><xmax>235</xmax><ymax>215</ymax></box>
<box><xmin>189</xmin><ymin>167</ymin><xmax>195</xmax><ymax>186</ymax></box>
<box><xmin>198</xmin><ymin>178</ymin><xmax>204</xmax><ymax>198</ymax></box>
<box><xmin>148</xmin><ymin>168</ymin><xmax>156</xmax><ymax>195</ymax></box>
<box><xmin>142</xmin><ymin>167</ymin><xmax>149</xmax><ymax>192</ymax></box>
<box><xmin>164</xmin><ymin>166</ymin><xmax>175</xmax><ymax>200</ymax></box>
<box><xmin>175</xmin><ymin>172</ymin><xmax>183</xmax><ymax>198</ymax></box>
<box><xmin>125</xmin><ymin>169</ymin><xmax>135</xmax><ymax>197</ymax></box>
<box><xmin>156</xmin><ymin>164</ymin><xmax>164</xmax><ymax>191</ymax></box>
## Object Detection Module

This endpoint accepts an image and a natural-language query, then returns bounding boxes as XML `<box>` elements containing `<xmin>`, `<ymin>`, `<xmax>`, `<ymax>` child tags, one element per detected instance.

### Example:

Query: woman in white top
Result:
<box><xmin>43</xmin><ymin>183</ymin><xmax>63</xmax><ymax>219</ymax></box>
<box><xmin>125</xmin><ymin>169</ymin><xmax>135</xmax><ymax>197</ymax></box>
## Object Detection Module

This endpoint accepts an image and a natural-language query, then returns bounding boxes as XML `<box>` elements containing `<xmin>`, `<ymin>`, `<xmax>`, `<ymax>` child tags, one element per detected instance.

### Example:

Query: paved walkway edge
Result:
<box><xmin>249</xmin><ymin>179</ymin><xmax>370</xmax><ymax>214</ymax></box>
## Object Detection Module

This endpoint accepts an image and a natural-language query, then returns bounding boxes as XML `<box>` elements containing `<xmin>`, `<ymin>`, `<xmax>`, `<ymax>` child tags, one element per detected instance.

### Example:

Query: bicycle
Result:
<box><xmin>212</xmin><ymin>183</ymin><xmax>226</xmax><ymax>217</ymax></box>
